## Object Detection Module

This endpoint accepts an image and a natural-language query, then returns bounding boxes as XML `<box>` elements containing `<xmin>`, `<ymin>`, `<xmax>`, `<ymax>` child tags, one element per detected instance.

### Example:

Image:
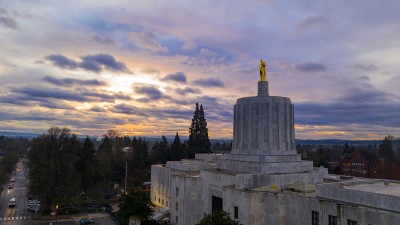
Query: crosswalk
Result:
<box><xmin>8</xmin><ymin>187</ymin><xmax>27</xmax><ymax>190</ymax></box>
<box><xmin>0</xmin><ymin>216</ymin><xmax>28</xmax><ymax>221</ymax></box>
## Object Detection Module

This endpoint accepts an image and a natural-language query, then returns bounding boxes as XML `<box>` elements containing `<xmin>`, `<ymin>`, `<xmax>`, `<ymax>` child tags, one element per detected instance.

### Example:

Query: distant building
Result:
<box><xmin>339</xmin><ymin>150</ymin><xmax>400</xmax><ymax>181</ymax></box>
<box><xmin>151</xmin><ymin>71</ymin><xmax>400</xmax><ymax>225</ymax></box>
<box><xmin>339</xmin><ymin>150</ymin><xmax>375</xmax><ymax>177</ymax></box>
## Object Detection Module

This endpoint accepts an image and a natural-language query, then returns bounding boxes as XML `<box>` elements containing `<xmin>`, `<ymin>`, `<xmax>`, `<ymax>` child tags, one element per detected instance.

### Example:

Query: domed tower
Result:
<box><xmin>219</xmin><ymin>60</ymin><xmax>315</xmax><ymax>177</ymax></box>
<box><xmin>232</xmin><ymin>59</ymin><xmax>296</xmax><ymax>155</ymax></box>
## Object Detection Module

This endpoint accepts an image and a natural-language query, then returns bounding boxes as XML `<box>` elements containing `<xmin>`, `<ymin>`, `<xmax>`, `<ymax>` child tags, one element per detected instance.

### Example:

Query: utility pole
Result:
<box><xmin>125</xmin><ymin>149</ymin><xmax>128</xmax><ymax>195</ymax></box>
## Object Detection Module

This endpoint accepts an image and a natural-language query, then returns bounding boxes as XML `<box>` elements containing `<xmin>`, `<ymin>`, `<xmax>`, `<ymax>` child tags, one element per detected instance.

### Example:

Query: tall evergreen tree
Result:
<box><xmin>150</xmin><ymin>136</ymin><xmax>169</xmax><ymax>164</ymax></box>
<box><xmin>188</xmin><ymin>102</ymin><xmax>211</xmax><ymax>158</ymax></box>
<box><xmin>131</xmin><ymin>137</ymin><xmax>149</xmax><ymax>169</ymax></box>
<box><xmin>379</xmin><ymin>136</ymin><xmax>394</xmax><ymax>158</ymax></box>
<box><xmin>123</xmin><ymin>135</ymin><xmax>131</xmax><ymax>147</ymax></box>
<box><xmin>170</xmin><ymin>132</ymin><xmax>182</xmax><ymax>161</ymax></box>
<box><xmin>77</xmin><ymin>137</ymin><xmax>97</xmax><ymax>191</ymax></box>
<box><xmin>96</xmin><ymin>136</ymin><xmax>114</xmax><ymax>187</ymax></box>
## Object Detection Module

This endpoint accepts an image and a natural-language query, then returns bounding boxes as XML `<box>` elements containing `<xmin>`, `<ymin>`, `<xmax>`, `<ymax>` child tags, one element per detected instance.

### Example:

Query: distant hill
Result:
<box><xmin>0</xmin><ymin>132</ymin><xmax>41</xmax><ymax>138</ymax></box>
<box><xmin>295</xmin><ymin>139</ymin><xmax>382</xmax><ymax>146</ymax></box>
<box><xmin>0</xmin><ymin>132</ymin><xmax>95</xmax><ymax>140</ymax></box>
<box><xmin>0</xmin><ymin>132</ymin><xmax>383</xmax><ymax>146</ymax></box>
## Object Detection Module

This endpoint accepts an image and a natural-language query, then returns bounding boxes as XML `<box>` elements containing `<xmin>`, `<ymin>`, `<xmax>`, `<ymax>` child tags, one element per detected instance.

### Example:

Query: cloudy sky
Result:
<box><xmin>1</xmin><ymin>0</ymin><xmax>399</xmax><ymax>140</ymax></box>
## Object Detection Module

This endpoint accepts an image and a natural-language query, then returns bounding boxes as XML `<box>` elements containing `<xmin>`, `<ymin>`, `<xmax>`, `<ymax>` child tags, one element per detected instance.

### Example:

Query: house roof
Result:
<box><xmin>342</xmin><ymin>150</ymin><xmax>380</xmax><ymax>162</ymax></box>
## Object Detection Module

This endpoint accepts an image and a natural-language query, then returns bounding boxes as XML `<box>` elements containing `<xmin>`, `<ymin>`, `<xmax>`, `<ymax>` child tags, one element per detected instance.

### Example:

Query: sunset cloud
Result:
<box><xmin>46</xmin><ymin>54</ymin><xmax>131</xmax><ymax>73</ymax></box>
<box><xmin>0</xmin><ymin>0</ymin><xmax>399</xmax><ymax>139</ymax></box>
<box><xmin>193</xmin><ymin>78</ymin><xmax>224</xmax><ymax>87</ymax></box>
<box><xmin>295</xmin><ymin>63</ymin><xmax>327</xmax><ymax>72</ymax></box>
<box><xmin>128</xmin><ymin>31</ymin><xmax>168</xmax><ymax>53</ymax></box>
<box><xmin>162</xmin><ymin>72</ymin><xmax>187</xmax><ymax>83</ymax></box>
<box><xmin>43</xmin><ymin>76</ymin><xmax>107</xmax><ymax>87</ymax></box>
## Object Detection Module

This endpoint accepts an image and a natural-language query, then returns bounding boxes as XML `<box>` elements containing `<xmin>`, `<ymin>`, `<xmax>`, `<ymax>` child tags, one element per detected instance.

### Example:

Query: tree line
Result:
<box><xmin>297</xmin><ymin>135</ymin><xmax>400</xmax><ymax>173</ymax></box>
<box><xmin>26</xmin><ymin>102</ymin><xmax>216</xmax><ymax>214</ymax></box>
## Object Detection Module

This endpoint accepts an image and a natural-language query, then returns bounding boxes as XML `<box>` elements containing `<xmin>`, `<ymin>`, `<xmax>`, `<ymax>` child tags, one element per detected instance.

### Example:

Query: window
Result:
<box><xmin>176</xmin><ymin>216</ymin><xmax>178</xmax><ymax>224</ymax></box>
<box><xmin>162</xmin><ymin>199</ymin><xmax>164</xmax><ymax>205</ymax></box>
<box><xmin>158</xmin><ymin>198</ymin><xmax>160</xmax><ymax>203</ymax></box>
<box><xmin>348</xmin><ymin>220</ymin><xmax>357</xmax><ymax>225</ymax></box>
<box><xmin>234</xmin><ymin>206</ymin><xmax>238</xmax><ymax>219</ymax></box>
<box><xmin>329</xmin><ymin>215</ymin><xmax>337</xmax><ymax>225</ymax></box>
<box><xmin>166</xmin><ymin>201</ymin><xmax>168</xmax><ymax>207</ymax></box>
<box><xmin>176</xmin><ymin>187</ymin><xmax>179</xmax><ymax>196</ymax></box>
<box><xmin>154</xmin><ymin>196</ymin><xmax>156</xmax><ymax>201</ymax></box>
<box><xmin>311</xmin><ymin>211</ymin><xmax>319</xmax><ymax>225</ymax></box>
<box><xmin>212</xmin><ymin>196</ymin><xmax>223</xmax><ymax>212</ymax></box>
<box><xmin>176</xmin><ymin>202</ymin><xmax>178</xmax><ymax>211</ymax></box>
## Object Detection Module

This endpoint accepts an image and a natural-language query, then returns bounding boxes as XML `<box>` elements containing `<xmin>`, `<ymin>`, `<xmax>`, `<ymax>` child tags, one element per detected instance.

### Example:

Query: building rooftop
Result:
<box><xmin>344</xmin><ymin>180</ymin><xmax>400</xmax><ymax>197</ymax></box>
<box><xmin>172</xmin><ymin>170</ymin><xmax>201</xmax><ymax>178</ymax></box>
<box><xmin>203</xmin><ymin>168</ymin><xmax>249</xmax><ymax>175</ymax></box>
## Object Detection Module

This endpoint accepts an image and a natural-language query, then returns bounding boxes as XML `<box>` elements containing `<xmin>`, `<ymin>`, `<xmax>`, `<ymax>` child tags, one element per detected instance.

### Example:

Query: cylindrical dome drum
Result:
<box><xmin>232</xmin><ymin>81</ymin><xmax>296</xmax><ymax>155</ymax></box>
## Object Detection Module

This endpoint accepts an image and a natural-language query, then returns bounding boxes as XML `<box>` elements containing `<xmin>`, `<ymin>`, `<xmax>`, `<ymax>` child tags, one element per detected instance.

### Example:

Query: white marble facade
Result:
<box><xmin>151</xmin><ymin>79</ymin><xmax>400</xmax><ymax>225</ymax></box>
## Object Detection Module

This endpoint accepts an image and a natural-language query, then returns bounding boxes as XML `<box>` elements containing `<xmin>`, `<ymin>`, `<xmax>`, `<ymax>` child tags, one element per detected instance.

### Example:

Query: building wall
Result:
<box><xmin>316</xmin><ymin>182</ymin><xmax>400</xmax><ymax>212</ymax></box>
<box><xmin>200</xmin><ymin>170</ymin><xmax>237</xmax><ymax>215</ymax></box>
<box><xmin>276</xmin><ymin>192</ymin><xmax>400</xmax><ymax>225</ymax></box>
<box><xmin>222</xmin><ymin>187</ymin><xmax>253</xmax><ymax>225</ymax></box>
<box><xmin>150</xmin><ymin>165</ymin><xmax>171</xmax><ymax>208</ymax></box>
<box><xmin>170</xmin><ymin>174</ymin><xmax>203</xmax><ymax>225</ymax></box>
<box><xmin>220</xmin><ymin>189</ymin><xmax>400</xmax><ymax>225</ymax></box>
<box><xmin>152</xmin><ymin>164</ymin><xmax>400</xmax><ymax>225</ymax></box>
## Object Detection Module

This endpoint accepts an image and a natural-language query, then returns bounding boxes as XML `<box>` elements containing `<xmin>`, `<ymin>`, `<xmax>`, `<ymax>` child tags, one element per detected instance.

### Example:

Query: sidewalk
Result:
<box><xmin>33</xmin><ymin>212</ymin><xmax>110</xmax><ymax>221</ymax></box>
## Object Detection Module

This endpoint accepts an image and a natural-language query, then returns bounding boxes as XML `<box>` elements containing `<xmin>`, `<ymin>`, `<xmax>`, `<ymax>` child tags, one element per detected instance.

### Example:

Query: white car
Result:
<box><xmin>8</xmin><ymin>198</ymin><xmax>16</xmax><ymax>207</ymax></box>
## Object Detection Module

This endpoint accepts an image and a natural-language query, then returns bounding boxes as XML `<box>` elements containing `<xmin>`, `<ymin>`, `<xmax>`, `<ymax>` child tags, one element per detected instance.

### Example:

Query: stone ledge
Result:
<box><xmin>225</xmin><ymin>153</ymin><xmax>301</xmax><ymax>162</ymax></box>
<box><xmin>218</xmin><ymin>160</ymin><xmax>313</xmax><ymax>174</ymax></box>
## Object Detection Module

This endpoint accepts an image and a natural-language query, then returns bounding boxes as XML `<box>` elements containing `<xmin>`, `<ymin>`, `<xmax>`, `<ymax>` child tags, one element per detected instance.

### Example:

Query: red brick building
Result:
<box><xmin>339</xmin><ymin>150</ymin><xmax>400</xmax><ymax>180</ymax></box>
<box><xmin>339</xmin><ymin>150</ymin><xmax>372</xmax><ymax>177</ymax></box>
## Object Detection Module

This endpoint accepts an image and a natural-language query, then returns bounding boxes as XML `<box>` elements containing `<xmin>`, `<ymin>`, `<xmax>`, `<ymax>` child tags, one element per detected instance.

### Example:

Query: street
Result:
<box><xmin>0</xmin><ymin>159</ymin><xmax>120</xmax><ymax>225</ymax></box>
<box><xmin>0</xmin><ymin>159</ymin><xmax>30</xmax><ymax>225</ymax></box>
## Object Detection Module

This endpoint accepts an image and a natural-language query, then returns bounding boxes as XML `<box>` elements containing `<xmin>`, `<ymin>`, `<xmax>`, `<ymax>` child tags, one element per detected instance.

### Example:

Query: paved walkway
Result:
<box><xmin>32</xmin><ymin>213</ymin><xmax>119</xmax><ymax>225</ymax></box>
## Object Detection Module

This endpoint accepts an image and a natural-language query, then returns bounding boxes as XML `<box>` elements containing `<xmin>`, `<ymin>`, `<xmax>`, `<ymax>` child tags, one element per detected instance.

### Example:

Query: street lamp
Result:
<box><xmin>122</xmin><ymin>147</ymin><xmax>133</xmax><ymax>195</ymax></box>
<box><xmin>125</xmin><ymin>149</ymin><xmax>128</xmax><ymax>195</ymax></box>
<box><xmin>56</xmin><ymin>204</ymin><xmax>58</xmax><ymax>225</ymax></box>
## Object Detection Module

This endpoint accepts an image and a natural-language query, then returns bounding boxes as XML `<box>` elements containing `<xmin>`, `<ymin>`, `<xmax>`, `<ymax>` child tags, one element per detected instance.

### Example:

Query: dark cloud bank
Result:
<box><xmin>295</xmin><ymin>87</ymin><xmax>400</xmax><ymax>128</ymax></box>
<box><xmin>43</xmin><ymin>76</ymin><xmax>107</xmax><ymax>87</ymax></box>
<box><xmin>46</xmin><ymin>53</ymin><xmax>131</xmax><ymax>73</ymax></box>
<box><xmin>193</xmin><ymin>78</ymin><xmax>224</xmax><ymax>87</ymax></box>
<box><xmin>162</xmin><ymin>72</ymin><xmax>187</xmax><ymax>83</ymax></box>
<box><xmin>296</xmin><ymin>62</ymin><xmax>327</xmax><ymax>72</ymax></box>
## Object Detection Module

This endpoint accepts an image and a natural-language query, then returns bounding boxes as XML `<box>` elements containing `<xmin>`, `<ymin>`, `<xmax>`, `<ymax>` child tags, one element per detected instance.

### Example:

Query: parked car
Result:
<box><xmin>28</xmin><ymin>202</ymin><xmax>40</xmax><ymax>208</ymax></box>
<box><xmin>10</xmin><ymin>178</ymin><xmax>15</xmax><ymax>182</ymax></box>
<box><xmin>27</xmin><ymin>205</ymin><xmax>40</xmax><ymax>212</ymax></box>
<box><xmin>79</xmin><ymin>218</ymin><xmax>95</xmax><ymax>224</ymax></box>
<box><xmin>29</xmin><ymin>199</ymin><xmax>40</xmax><ymax>204</ymax></box>
<box><xmin>8</xmin><ymin>184</ymin><xmax>13</xmax><ymax>189</ymax></box>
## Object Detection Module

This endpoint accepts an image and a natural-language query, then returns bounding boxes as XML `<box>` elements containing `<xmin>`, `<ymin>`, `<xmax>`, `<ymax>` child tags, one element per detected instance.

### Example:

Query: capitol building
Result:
<box><xmin>151</xmin><ymin>61</ymin><xmax>400</xmax><ymax>225</ymax></box>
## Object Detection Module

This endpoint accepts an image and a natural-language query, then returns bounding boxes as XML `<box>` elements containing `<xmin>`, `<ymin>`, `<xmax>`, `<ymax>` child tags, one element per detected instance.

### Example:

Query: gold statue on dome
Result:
<box><xmin>259</xmin><ymin>59</ymin><xmax>267</xmax><ymax>81</ymax></box>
